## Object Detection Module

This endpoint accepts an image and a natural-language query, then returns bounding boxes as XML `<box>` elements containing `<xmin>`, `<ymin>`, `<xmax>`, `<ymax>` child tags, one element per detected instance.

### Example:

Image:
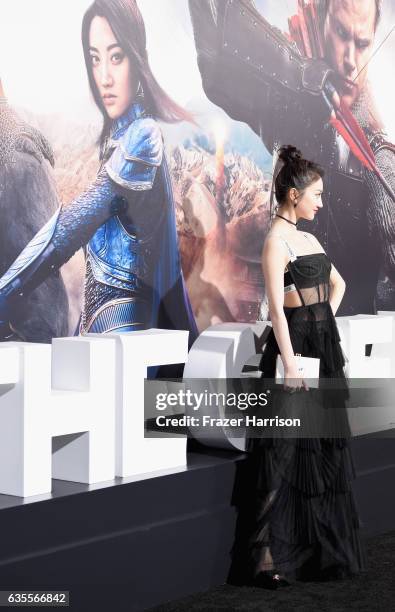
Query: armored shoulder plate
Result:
<box><xmin>105</xmin><ymin>117</ymin><xmax>163</xmax><ymax>191</ymax></box>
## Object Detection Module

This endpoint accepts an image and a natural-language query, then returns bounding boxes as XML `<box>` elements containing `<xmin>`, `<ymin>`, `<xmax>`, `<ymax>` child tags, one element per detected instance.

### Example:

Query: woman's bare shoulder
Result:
<box><xmin>262</xmin><ymin>231</ymin><xmax>288</xmax><ymax>263</ymax></box>
<box><xmin>264</xmin><ymin>232</ymin><xmax>285</xmax><ymax>250</ymax></box>
<box><xmin>265</xmin><ymin>229</ymin><xmax>287</xmax><ymax>244</ymax></box>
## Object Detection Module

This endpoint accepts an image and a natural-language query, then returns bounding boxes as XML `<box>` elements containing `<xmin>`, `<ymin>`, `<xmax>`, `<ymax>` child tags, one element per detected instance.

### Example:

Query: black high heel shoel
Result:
<box><xmin>252</xmin><ymin>570</ymin><xmax>291</xmax><ymax>590</ymax></box>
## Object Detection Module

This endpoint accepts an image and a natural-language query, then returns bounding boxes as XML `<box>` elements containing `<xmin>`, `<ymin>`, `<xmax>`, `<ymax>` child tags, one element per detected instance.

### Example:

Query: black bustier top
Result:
<box><xmin>279</xmin><ymin>235</ymin><xmax>332</xmax><ymax>307</ymax></box>
<box><xmin>285</xmin><ymin>253</ymin><xmax>332</xmax><ymax>306</ymax></box>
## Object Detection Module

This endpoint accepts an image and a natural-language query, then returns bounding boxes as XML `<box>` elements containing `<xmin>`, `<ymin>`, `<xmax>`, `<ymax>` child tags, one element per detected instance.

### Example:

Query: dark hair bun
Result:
<box><xmin>273</xmin><ymin>144</ymin><xmax>324</xmax><ymax>206</ymax></box>
<box><xmin>278</xmin><ymin>145</ymin><xmax>302</xmax><ymax>164</ymax></box>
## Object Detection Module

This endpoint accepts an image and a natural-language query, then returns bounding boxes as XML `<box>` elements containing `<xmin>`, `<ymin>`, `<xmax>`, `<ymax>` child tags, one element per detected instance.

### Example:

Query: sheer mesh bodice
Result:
<box><xmin>286</xmin><ymin>253</ymin><xmax>331</xmax><ymax>306</ymax></box>
<box><xmin>282</xmin><ymin>234</ymin><xmax>331</xmax><ymax>307</ymax></box>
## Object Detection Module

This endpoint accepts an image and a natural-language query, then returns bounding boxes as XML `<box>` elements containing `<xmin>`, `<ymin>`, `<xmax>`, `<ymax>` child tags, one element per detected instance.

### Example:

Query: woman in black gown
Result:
<box><xmin>245</xmin><ymin>145</ymin><xmax>366</xmax><ymax>588</ymax></box>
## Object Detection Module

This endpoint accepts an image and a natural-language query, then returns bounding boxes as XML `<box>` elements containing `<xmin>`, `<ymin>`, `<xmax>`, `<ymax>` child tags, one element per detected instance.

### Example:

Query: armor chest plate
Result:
<box><xmin>88</xmin><ymin>215</ymin><xmax>147</xmax><ymax>292</ymax></box>
<box><xmin>87</xmin><ymin>163</ymin><xmax>167</xmax><ymax>292</ymax></box>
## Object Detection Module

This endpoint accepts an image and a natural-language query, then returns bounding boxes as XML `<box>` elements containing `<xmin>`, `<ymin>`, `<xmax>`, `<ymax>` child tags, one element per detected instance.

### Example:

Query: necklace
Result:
<box><xmin>275</xmin><ymin>214</ymin><xmax>298</xmax><ymax>227</ymax></box>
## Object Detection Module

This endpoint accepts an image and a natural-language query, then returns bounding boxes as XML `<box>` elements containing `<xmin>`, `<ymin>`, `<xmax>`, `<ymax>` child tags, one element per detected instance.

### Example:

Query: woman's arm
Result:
<box><xmin>305</xmin><ymin>232</ymin><xmax>346</xmax><ymax>315</ymax></box>
<box><xmin>189</xmin><ymin>0</ymin><xmax>334</xmax><ymax>151</ymax></box>
<box><xmin>262</xmin><ymin>235</ymin><xmax>305</xmax><ymax>388</ymax></box>
<box><xmin>328</xmin><ymin>263</ymin><xmax>346</xmax><ymax>316</ymax></box>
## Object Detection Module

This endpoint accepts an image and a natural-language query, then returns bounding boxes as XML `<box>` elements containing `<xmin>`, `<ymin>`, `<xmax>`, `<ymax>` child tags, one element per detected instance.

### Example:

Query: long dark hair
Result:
<box><xmin>81</xmin><ymin>0</ymin><xmax>194</xmax><ymax>149</ymax></box>
<box><xmin>273</xmin><ymin>145</ymin><xmax>324</xmax><ymax>207</ymax></box>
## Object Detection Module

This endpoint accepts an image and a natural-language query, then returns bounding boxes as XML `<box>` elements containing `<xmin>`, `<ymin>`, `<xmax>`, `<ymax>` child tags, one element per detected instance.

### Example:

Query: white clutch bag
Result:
<box><xmin>275</xmin><ymin>353</ymin><xmax>320</xmax><ymax>388</ymax></box>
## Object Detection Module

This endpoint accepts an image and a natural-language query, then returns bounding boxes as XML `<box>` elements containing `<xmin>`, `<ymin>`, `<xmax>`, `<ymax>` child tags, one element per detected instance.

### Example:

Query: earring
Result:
<box><xmin>136</xmin><ymin>81</ymin><xmax>144</xmax><ymax>98</ymax></box>
<box><xmin>294</xmin><ymin>198</ymin><xmax>298</xmax><ymax>208</ymax></box>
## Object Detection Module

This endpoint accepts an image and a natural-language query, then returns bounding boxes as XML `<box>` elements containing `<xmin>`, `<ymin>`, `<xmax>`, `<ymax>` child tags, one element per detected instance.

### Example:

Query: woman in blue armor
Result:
<box><xmin>0</xmin><ymin>0</ymin><xmax>197</xmax><ymax>352</ymax></box>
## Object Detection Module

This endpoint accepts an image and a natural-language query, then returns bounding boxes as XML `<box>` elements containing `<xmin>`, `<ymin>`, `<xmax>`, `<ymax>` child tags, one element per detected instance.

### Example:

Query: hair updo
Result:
<box><xmin>274</xmin><ymin>145</ymin><xmax>324</xmax><ymax>206</ymax></box>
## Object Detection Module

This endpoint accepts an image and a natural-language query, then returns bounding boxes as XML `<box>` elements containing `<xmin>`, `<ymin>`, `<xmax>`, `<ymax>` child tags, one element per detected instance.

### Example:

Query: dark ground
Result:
<box><xmin>148</xmin><ymin>529</ymin><xmax>395</xmax><ymax>612</ymax></box>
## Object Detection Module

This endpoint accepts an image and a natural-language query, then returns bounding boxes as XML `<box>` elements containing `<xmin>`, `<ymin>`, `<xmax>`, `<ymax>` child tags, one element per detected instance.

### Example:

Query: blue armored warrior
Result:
<box><xmin>0</xmin><ymin>101</ymin><xmax>196</xmax><ymax>341</ymax></box>
<box><xmin>0</xmin><ymin>0</ymin><xmax>198</xmax><ymax>352</ymax></box>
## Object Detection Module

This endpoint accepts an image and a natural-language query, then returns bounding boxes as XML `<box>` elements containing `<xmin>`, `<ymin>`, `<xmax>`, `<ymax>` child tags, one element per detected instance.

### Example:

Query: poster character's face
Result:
<box><xmin>296</xmin><ymin>178</ymin><xmax>324</xmax><ymax>221</ymax></box>
<box><xmin>323</xmin><ymin>0</ymin><xmax>376</xmax><ymax>107</ymax></box>
<box><xmin>89</xmin><ymin>16</ymin><xmax>137</xmax><ymax>119</ymax></box>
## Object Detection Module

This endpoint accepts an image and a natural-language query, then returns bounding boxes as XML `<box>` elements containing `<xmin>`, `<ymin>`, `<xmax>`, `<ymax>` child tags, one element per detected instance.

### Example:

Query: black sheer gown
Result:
<box><xmin>244</xmin><ymin>235</ymin><xmax>366</xmax><ymax>582</ymax></box>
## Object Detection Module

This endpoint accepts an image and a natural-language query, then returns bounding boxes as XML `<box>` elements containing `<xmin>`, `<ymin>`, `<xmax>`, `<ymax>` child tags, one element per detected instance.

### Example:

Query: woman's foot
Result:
<box><xmin>252</xmin><ymin>570</ymin><xmax>291</xmax><ymax>590</ymax></box>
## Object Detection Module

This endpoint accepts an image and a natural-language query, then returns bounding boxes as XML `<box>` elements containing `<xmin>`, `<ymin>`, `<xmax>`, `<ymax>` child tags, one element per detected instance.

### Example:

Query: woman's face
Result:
<box><xmin>89</xmin><ymin>15</ymin><xmax>137</xmax><ymax>120</ymax></box>
<box><xmin>295</xmin><ymin>177</ymin><xmax>324</xmax><ymax>221</ymax></box>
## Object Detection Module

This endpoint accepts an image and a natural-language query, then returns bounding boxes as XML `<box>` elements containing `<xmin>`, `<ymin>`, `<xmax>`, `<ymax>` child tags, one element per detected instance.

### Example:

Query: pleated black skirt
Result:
<box><xmin>245</xmin><ymin>301</ymin><xmax>366</xmax><ymax>580</ymax></box>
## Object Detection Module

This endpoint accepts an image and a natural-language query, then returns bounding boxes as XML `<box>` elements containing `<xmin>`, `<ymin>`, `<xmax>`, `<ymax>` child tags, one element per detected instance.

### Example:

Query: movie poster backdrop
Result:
<box><xmin>0</xmin><ymin>0</ymin><xmax>394</xmax><ymax>343</ymax></box>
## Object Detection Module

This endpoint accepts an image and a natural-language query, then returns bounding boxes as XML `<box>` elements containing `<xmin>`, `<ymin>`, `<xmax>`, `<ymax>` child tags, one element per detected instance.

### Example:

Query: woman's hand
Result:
<box><xmin>284</xmin><ymin>362</ymin><xmax>309</xmax><ymax>393</ymax></box>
